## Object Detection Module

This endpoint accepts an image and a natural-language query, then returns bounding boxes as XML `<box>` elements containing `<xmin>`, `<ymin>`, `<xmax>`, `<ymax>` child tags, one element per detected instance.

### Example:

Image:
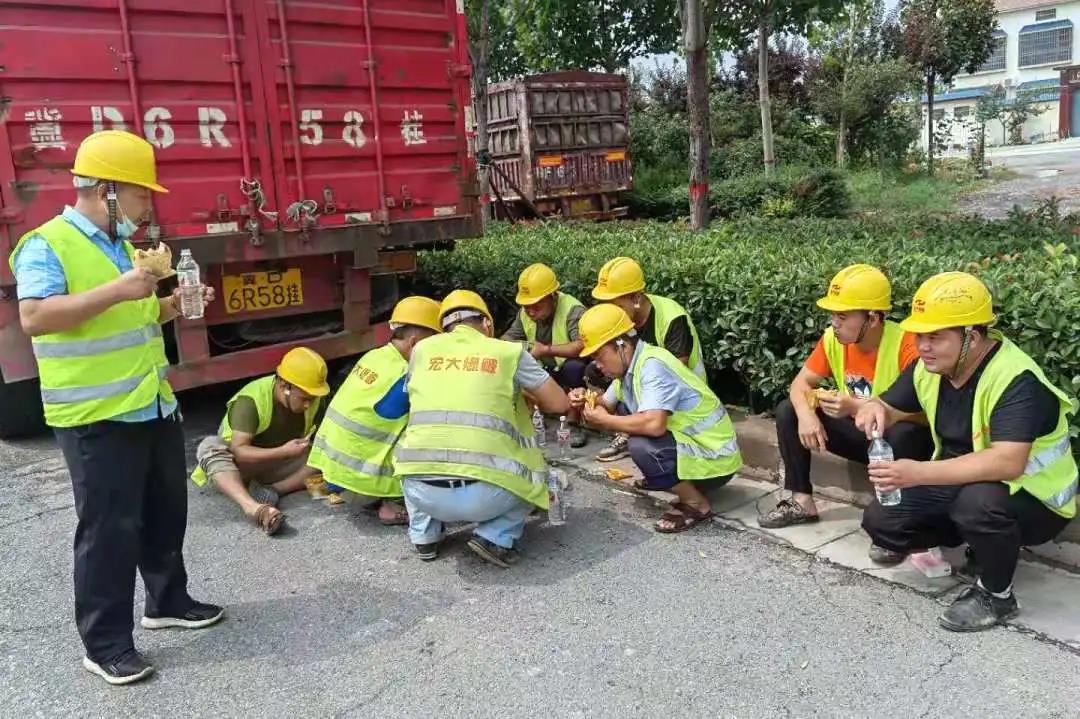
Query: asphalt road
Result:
<box><xmin>2</xmin><ymin>389</ymin><xmax>1079</xmax><ymax>718</ymax></box>
<box><xmin>959</xmin><ymin>146</ymin><xmax>1080</xmax><ymax>218</ymax></box>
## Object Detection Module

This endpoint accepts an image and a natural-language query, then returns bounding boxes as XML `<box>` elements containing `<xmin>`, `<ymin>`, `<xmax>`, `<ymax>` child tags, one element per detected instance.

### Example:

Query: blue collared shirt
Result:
<box><xmin>603</xmin><ymin>340</ymin><xmax>701</xmax><ymax>414</ymax></box>
<box><xmin>12</xmin><ymin>206</ymin><xmax>177</xmax><ymax>423</ymax></box>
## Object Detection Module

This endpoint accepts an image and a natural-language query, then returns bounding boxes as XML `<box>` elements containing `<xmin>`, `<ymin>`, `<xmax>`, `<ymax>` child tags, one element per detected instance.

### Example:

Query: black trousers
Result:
<box><xmin>550</xmin><ymin>358</ymin><xmax>587</xmax><ymax>391</ymax></box>
<box><xmin>863</xmin><ymin>482</ymin><xmax>1071</xmax><ymax>593</ymax></box>
<box><xmin>774</xmin><ymin>398</ymin><xmax>934</xmax><ymax>494</ymax></box>
<box><xmin>55</xmin><ymin>415</ymin><xmax>193</xmax><ymax>664</ymax></box>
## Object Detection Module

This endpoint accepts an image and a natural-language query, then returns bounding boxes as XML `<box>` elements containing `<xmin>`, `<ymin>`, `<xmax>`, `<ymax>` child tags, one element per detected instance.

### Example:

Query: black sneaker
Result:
<box><xmin>141</xmin><ymin>601</ymin><xmax>224</xmax><ymax>630</ymax></box>
<box><xmin>82</xmin><ymin>649</ymin><xmax>154</xmax><ymax>686</ymax></box>
<box><xmin>939</xmin><ymin>585</ymin><xmax>1019</xmax><ymax>632</ymax></box>
<box><xmin>466</xmin><ymin>536</ymin><xmax>520</xmax><ymax>568</ymax></box>
<box><xmin>868</xmin><ymin>544</ymin><xmax>906</xmax><ymax>566</ymax></box>
<box><xmin>570</xmin><ymin>425</ymin><xmax>588</xmax><ymax>449</ymax></box>
<box><xmin>414</xmin><ymin>542</ymin><xmax>441</xmax><ymax>561</ymax></box>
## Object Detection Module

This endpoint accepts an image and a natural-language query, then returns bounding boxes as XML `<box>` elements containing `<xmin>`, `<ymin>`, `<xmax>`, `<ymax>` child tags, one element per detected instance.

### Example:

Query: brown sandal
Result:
<box><xmin>378</xmin><ymin>501</ymin><xmax>409</xmax><ymax>526</ymax></box>
<box><xmin>253</xmin><ymin>504</ymin><xmax>285</xmax><ymax>535</ymax></box>
<box><xmin>655</xmin><ymin>502</ymin><xmax>713</xmax><ymax>534</ymax></box>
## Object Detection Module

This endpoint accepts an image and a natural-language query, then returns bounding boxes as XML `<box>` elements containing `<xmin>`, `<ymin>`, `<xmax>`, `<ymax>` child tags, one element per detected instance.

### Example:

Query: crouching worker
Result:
<box><xmin>572</xmin><ymin>304</ymin><xmax>742</xmax><ymax>533</ymax></box>
<box><xmin>307</xmin><ymin>297</ymin><xmax>442</xmax><ymax>525</ymax></box>
<box><xmin>394</xmin><ymin>290</ymin><xmax>570</xmax><ymax>567</ymax></box>
<box><xmin>856</xmin><ymin>272</ymin><xmax>1076</xmax><ymax>632</ymax></box>
<box><xmin>192</xmin><ymin>347</ymin><xmax>330</xmax><ymax>535</ymax></box>
<box><xmin>503</xmin><ymin>263</ymin><xmax>588</xmax><ymax>447</ymax></box>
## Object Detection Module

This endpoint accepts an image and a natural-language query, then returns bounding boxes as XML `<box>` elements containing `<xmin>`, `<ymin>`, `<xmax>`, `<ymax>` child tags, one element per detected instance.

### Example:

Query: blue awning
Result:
<box><xmin>922</xmin><ymin>85</ymin><xmax>994</xmax><ymax>103</ymax></box>
<box><xmin>1014</xmin><ymin>78</ymin><xmax>1061</xmax><ymax>103</ymax></box>
<box><xmin>1019</xmin><ymin>19</ymin><xmax>1073</xmax><ymax>34</ymax></box>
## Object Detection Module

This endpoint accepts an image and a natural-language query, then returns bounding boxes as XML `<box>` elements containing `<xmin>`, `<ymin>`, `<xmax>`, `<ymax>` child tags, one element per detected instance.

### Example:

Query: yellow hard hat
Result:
<box><xmin>578</xmin><ymin>303</ymin><xmax>636</xmax><ymax>357</ymax></box>
<box><xmin>439</xmin><ymin>289</ymin><xmax>493</xmax><ymax>328</ymax></box>
<box><xmin>899</xmin><ymin>272</ymin><xmax>996</xmax><ymax>334</ymax></box>
<box><xmin>592</xmin><ymin>257</ymin><xmax>645</xmax><ymax>300</ymax></box>
<box><xmin>390</xmin><ymin>296</ymin><xmax>442</xmax><ymax>333</ymax></box>
<box><xmin>70</xmin><ymin>130</ymin><xmax>169</xmax><ymax>193</ymax></box>
<box><xmin>277</xmin><ymin>347</ymin><xmax>330</xmax><ymax>397</ymax></box>
<box><xmin>515</xmin><ymin>263</ymin><xmax>560</xmax><ymax>306</ymax></box>
<box><xmin>816</xmin><ymin>264</ymin><xmax>892</xmax><ymax>312</ymax></box>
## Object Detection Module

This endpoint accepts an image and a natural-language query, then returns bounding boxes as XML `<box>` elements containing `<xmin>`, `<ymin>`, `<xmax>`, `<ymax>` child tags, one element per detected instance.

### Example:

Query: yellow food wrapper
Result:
<box><xmin>604</xmin><ymin>468</ymin><xmax>633</xmax><ymax>482</ymax></box>
<box><xmin>305</xmin><ymin>475</ymin><xmax>331</xmax><ymax>500</ymax></box>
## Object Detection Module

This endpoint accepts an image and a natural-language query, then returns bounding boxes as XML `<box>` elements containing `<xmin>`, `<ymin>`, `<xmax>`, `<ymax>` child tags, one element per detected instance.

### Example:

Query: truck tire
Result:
<box><xmin>0</xmin><ymin>368</ymin><xmax>47</xmax><ymax>439</ymax></box>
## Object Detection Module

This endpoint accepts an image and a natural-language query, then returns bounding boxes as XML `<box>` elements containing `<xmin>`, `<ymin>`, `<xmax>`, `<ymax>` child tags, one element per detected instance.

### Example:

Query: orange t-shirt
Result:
<box><xmin>804</xmin><ymin>332</ymin><xmax>920</xmax><ymax>398</ymax></box>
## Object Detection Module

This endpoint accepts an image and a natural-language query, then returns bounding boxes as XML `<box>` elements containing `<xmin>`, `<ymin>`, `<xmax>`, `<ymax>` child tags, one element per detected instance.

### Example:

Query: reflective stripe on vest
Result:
<box><xmin>408</xmin><ymin>409</ymin><xmax>539</xmax><ymax>449</ymax></box>
<box><xmin>648</xmin><ymin>293</ymin><xmax>705</xmax><ymax>378</ymax></box>
<box><xmin>12</xmin><ymin>216</ymin><xmax>172</xmax><ymax>428</ymax></box>
<box><xmin>680</xmin><ymin>405</ymin><xmax>728</xmax><ymax>437</ymax></box>
<box><xmin>677</xmin><ymin>436</ymin><xmax>741</xmax><ymax>460</ymax></box>
<box><xmin>312</xmin><ymin>436</ymin><xmax>392</xmax><ymax>477</ymax></box>
<box><xmin>41</xmin><ymin>365</ymin><xmax>167</xmax><ymax>404</ymax></box>
<box><xmin>324</xmin><ymin>407</ymin><xmax>398</xmax><ymax>446</ymax></box>
<box><xmin>821</xmin><ymin>321</ymin><xmax>905</xmax><ymax>397</ymax></box>
<box><xmin>519</xmin><ymin>292</ymin><xmax>583</xmax><ymax>369</ymax></box>
<box><xmin>913</xmin><ymin>333</ymin><xmax>1077</xmax><ymax>519</ymax></box>
<box><xmin>32</xmin><ymin>323</ymin><xmax>162</xmax><ymax>359</ymax></box>
<box><xmin>395</xmin><ymin>447</ymin><xmax>548</xmax><ymax>485</ymax></box>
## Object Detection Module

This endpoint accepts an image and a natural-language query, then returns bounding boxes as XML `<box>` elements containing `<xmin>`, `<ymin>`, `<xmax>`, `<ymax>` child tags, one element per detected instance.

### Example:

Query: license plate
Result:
<box><xmin>223</xmin><ymin>269</ymin><xmax>304</xmax><ymax>314</ymax></box>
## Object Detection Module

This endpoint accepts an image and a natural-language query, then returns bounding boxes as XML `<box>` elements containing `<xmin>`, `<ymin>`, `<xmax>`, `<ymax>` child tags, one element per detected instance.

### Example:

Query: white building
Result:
<box><xmin>921</xmin><ymin>0</ymin><xmax>1079</xmax><ymax>152</ymax></box>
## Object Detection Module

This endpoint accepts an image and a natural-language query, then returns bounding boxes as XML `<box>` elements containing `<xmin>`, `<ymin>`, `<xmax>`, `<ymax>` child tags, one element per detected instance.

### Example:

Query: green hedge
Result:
<box><xmin>419</xmin><ymin>218</ymin><xmax>1080</xmax><ymax>434</ymax></box>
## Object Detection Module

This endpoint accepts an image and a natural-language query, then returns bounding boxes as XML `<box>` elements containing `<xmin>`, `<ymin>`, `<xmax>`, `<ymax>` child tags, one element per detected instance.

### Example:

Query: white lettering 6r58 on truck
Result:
<box><xmin>0</xmin><ymin>0</ymin><xmax>479</xmax><ymax>438</ymax></box>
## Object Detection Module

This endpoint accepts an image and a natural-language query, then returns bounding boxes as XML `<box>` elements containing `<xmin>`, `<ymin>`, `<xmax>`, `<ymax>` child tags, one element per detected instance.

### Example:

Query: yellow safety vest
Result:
<box><xmin>190</xmin><ymin>374</ymin><xmax>321</xmax><ymax>486</ymax></box>
<box><xmin>913</xmin><ymin>333</ymin><xmax>1077</xmax><ymax>519</ymax></box>
<box><xmin>822</xmin><ymin>320</ymin><xmax>906</xmax><ymax>397</ymax></box>
<box><xmin>518</xmin><ymin>291</ymin><xmax>583</xmax><ymax>368</ymax></box>
<box><xmin>394</xmin><ymin>325</ymin><xmax>549</xmax><ymax>509</ymax></box>
<box><xmin>615</xmin><ymin>342</ymin><xmax>742</xmax><ymax>480</ymax></box>
<box><xmin>648</xmin><ymin>293</ymin><xmax>705</xmax><ymax>378</ymax></box>
<box><xmin>306</xmin><ymin>344</ymin><xmax>407</xmax><ymax>498</ymax></box>
<box><xmin>9</xmin><ymin>216</ymin><xmax>172</xmax><ymax>428</ymax></box>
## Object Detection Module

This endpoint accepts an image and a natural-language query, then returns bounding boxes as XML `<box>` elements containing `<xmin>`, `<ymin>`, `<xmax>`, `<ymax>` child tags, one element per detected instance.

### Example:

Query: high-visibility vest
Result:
<box><xmin>394</xmin><ymin>325</ymin><xmax>549</xmax><ymax>509</ymax></box>
<box><xmin>615</xmin><ymin>342</ymin><xmax>741</xmax><ymax>480</ymax></box>
<box><xmin>518</xmin><ymin>291</ymin><xmax>583</xmax><ymax>368</ymax></box>
<box><xmin>913</xmin><ymin>333</ymin><xmax>1077</xmax><ymax>519</ymax></box>
<box><xmin>822</xmin><ymin>320</ymin><xmax>906</xmax><ymax>397</ymax></box>
<box><xmin>9</xmin><ymin>216</ymin><xmax>172</xmax><ymax>428</ymax></box>
<box><xmin>648</xmin><ymin>293</ymin><xmax>705</xmax><ymax>378</ymax></box>
<box><xmin>190</xmin><ymin>374</ymin><xmax>321</xmax><ymax>486</ymax></box>
<box><xmin>306</xmin><ymin>344</ymin><xmax>407</xmax><ymax>498</ymax></box>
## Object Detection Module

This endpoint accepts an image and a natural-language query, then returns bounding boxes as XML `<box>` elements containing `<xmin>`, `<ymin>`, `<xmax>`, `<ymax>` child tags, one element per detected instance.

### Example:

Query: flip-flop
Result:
<box><xmin>252</xmin><ymin>504</ymin><xmax>285</xmax><ymax>535</ymax></box>
<box><xmin>378</xmin><ymin>502</ymin><xmax>409</xmax><ymax>526</ymax></box>
<box><xmin>655</xmin><ymin>502</ymin><xmax>713</xmax><ymax>534</ymax></box>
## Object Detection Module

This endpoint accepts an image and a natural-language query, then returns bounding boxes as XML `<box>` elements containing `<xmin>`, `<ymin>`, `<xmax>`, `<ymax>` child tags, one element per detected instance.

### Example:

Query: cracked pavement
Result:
<box><xmin>2</xmin><ymin>388</ymin><xmax>1079</xmax><ymax>717</ymax></box>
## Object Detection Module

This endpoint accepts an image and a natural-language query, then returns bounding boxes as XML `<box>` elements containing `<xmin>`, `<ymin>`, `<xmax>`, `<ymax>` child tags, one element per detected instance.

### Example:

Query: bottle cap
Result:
<box><xmin>559</xmin><ymin>416</ymin><xmax>567</xmax><ymax>421</ymax></box>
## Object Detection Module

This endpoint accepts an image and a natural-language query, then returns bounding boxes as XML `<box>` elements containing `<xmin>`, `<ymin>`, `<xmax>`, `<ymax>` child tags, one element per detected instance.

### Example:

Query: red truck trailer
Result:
<box><xmin>0</xmin><ymin>0</ymin><xmax>479</xmax><ymax>438</ymax></box>
<box><xmin>485</xmin><ymin>71</ymin><xmax>632</xmax><ymax>220</ymax></box>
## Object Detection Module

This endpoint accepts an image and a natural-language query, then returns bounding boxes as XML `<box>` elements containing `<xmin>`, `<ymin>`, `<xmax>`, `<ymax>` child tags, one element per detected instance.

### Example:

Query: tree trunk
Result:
<box><xmin>683</xmin><ymin>0</ymin><xmax>710</xmax><ymax>231</ymax></box>
<box><xmin>836</xmin><ymin>113</ymin><xmax>847</xmax><ymax>169</ymax></box>
<box><xmin>836</xmin><ymin>7</ymin><xmax>857</xmax><ymax>170</ymax></box>
<box><xmin>471</xmin><ymin>0</ymin><xmax>492</xmax><ymax>227</ymax></box>
<box><xmin>758</xmin><ymin>22</ymin><xmax>776</xmax><ymax>177</ymax></box>
<box><xmin>925</xmin><ymin>72</ymin><xmax>935</xmax><ymax>177</ymax></box>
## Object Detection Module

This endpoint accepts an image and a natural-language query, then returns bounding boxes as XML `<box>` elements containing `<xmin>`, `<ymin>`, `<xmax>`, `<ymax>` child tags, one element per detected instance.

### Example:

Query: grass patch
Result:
<box><xmin>846</xmin><ymin>169</ymin><xmax>984</xmax><ymax>216</ymax></box>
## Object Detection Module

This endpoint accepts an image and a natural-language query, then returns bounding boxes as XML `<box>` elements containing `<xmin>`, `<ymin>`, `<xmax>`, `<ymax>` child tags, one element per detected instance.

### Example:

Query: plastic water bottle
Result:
<box><xmin>176</xmin><ymin>249</ymin><xmax>204</xmax><ymax>320</ymax></box>
<box><xmin>547</xmin><ymin>469</ymin><xmax>566</xmax><ymax>525</ymax></box>
<box><xmin>556</xmin><ymin>415</ymin><xmax>571</xmax><ymax>458</ymax></box>
<box><xmin>532</xmin><ymin>407</ymin><xmax>546</xmax><ymax>447</ymax></box>
<box><xmin>868</xmin><ymin>431</ymin><xmax>901</xmax><ymax>506</ymax></box>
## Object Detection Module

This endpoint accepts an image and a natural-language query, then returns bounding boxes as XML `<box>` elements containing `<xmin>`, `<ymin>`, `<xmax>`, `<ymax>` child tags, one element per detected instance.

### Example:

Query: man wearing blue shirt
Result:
<box><xmin>10</xmin><ymin>131</ymin><xmax>221</xmax><ymax>685</ymax></box>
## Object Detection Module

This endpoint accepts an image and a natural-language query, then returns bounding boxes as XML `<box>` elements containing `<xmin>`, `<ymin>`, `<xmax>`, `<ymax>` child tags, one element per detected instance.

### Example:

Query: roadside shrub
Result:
<box><xmin>419</xmin><ymin>218</ymin><xmax>1080</xmax><ymax>436</ymax></box>
<box><xmin>790</xmin><ymin>169</ymin><xmax>851</xmax><ymax>218</ymax></box>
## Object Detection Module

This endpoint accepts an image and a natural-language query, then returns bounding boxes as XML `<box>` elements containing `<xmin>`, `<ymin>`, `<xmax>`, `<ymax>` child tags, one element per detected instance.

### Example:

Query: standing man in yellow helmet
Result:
<box><xmin>307</xmin><ymin>297</ymin><xmax>442</xmax><ymax>525</ymax></box>
<box><xmin>502</xmin><ymin>263</ymin><xmax>587</xmax><ymax>447</ymax></box>
<box><xmin>572</xmin><ymin>304</ymin><xmax>741</xmax><ymax>532</ymax></box>
<box><xmin>856</xmin><ymin>272</ymin><xmax>1076</xmax><ymax>632</ymax></box>
<box><xmin>10</xmin><ymin>130</ymin><xmax>221</xmax><ymax>685</ymax></box>
<box><xmin>761</xmin><ymin>265</ymin><xmax>931</xmax><ymax>539</ymax></box>
<box><xmin>192</xmin><ymin>347</ymin><xmax>330</xmax><ymax>535</ymax></box>
<box><xmin>394</xmin><ymin>290</ymin><xmax>570</xmax><ymax>566</ymax></box>
<box><xmin>590</xmin><ymin>257</ymin><xmax>705</xmax><ymax>463</ymax></box>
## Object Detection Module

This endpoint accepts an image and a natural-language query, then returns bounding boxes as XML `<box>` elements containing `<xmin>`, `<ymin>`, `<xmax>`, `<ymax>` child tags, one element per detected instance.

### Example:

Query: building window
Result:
<box><xmin>1019</xmin><ymin>24</ymin><xmax>1073</xmax><ymax>67</ymax></box>
<box><xmin>1036</xmin><ymin>9</ymin><xmax>1057</xmax><ymax>22</ymax></box>
<box><xmin>932</xmin><ymin>109</ymin><xmax>946</xmax><ymax>121</ymax></box>
<box><xmin>954</xmin><ymin>106</ymin><xmax>972</xmax><ymax>120</ymax></box>
<box><xmin>977</xmin><ymin>34</ymin><xmax>1007</xmax><ymax>72</ymax></box>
